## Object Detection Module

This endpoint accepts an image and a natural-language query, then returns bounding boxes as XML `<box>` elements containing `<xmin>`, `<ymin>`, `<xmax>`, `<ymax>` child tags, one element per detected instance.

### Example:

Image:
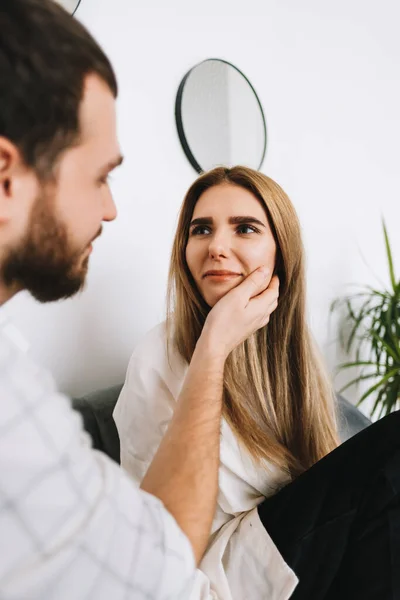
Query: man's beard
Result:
<box><xmin>2</xmin><ymin>192</ymin><xmax>98</xmax><ymax>303</ymax></box>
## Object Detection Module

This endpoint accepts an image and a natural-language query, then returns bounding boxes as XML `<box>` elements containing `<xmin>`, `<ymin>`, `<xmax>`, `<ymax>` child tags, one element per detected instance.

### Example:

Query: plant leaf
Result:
<box><xmin>372</xmin><ymin>386</ymin><xmax>386</xmax><ymax>417</ymax></box>
<box><xmin>356</xmin><ymin>368</ymin><xmax>398</xmax><ymax>406</ymax></box>
<box><xmin>382</xmin><ymin>377</ymin><xmax>400</xmax><ymax>416</ymax></box>
<box><xmin>382</xmin><ymin>219</ymin><xmax>397</xmax><ymax>294</ymax></box>
<box><xmin>338</xmin><ymin>360</ymin><xmax>379</xmax><ymax>367</ymax></box>
<box><xmin>338</xmin><ymin>372</ymin><xmax>380</xmax><ymax>394</ymax></box>
<box><xmin>370</xmin><ymin>330</ymin><xmax>400</xmax><ymax>362</ymax></box>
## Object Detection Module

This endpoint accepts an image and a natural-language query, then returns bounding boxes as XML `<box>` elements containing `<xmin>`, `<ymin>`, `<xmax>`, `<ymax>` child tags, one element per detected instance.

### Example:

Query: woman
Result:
<box><xmin>114</xmin><ymin>166</ymin><xmax>400</xmax><ymax>599</ymax></box>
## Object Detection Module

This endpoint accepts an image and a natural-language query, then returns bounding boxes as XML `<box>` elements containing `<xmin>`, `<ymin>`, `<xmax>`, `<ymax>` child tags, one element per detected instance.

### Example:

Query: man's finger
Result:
<box><xmin>236</xmin><ymin>266</ymin><xmax>271</xmax><ymax>301</ymax></box>
<box><xmin>248</xmin><ymin>275</ymin><xmax>280</xmax><ymax>314</ymax></box>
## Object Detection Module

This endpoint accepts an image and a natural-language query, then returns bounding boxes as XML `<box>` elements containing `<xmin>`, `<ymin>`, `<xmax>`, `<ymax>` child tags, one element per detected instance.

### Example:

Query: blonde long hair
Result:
<box><xmin>167</xmin><ymin>166</ymin><xmax>339</xmax><ymax>477</ymax></box>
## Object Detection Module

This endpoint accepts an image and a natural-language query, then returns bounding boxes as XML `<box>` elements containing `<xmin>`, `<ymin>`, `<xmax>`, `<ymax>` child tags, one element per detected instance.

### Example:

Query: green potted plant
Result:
<box><xmin>331</xmin><ymin>220</ymin><xmax>400</xmax><ymax>418</ymax></box>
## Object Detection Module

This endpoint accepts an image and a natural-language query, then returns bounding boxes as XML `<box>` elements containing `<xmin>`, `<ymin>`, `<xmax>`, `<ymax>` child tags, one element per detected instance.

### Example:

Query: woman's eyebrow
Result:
<box><xmin>190</xmin><ymin>217</ymin><xmax>213</xmax><ymax>227</ymax></box>
<box><xmin>190</xmin><ymin>216</ymin><xmax>266</xmax><ymax>228</ymax></box>
<box><xmin>229</xmin><ymin>216</ymin><xmax>266</xmax><ymax>227</ymax></box>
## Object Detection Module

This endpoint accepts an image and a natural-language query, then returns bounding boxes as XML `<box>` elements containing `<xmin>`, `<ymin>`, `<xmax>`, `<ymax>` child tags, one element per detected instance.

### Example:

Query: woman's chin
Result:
<box><xmin>203</xmin><ymin>283</ymin><xmax>239</xmax><ymax>307</ymax></box>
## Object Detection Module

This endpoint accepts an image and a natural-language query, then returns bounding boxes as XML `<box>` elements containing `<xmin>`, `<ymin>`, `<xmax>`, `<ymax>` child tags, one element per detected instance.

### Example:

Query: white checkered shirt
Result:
<box><xmin>0</xmin><ymin>309</ymin><xmax>195</xmax><ymax>599</ymax></box>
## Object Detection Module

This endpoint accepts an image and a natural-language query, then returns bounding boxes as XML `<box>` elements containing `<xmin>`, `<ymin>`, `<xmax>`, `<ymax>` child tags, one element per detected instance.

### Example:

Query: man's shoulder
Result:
<box><xmin>0</xmin><ymin>319</ymin><xmax>57</xmax><ymax>416</ymax></box>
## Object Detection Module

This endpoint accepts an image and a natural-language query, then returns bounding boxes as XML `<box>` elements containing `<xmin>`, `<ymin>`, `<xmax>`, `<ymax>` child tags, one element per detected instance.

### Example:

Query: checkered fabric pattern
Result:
<box><xmin>0</xmin><ymin>310</ymin><xmax>195</xmax><ymax>599</ymax></box>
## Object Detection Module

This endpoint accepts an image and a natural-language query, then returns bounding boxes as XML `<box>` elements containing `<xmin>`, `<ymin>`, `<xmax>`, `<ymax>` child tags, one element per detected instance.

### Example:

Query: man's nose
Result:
<box><xmin>102</xmin><ymin>187</ymin><xmax>117</xmax><ymax>222</ymax></box>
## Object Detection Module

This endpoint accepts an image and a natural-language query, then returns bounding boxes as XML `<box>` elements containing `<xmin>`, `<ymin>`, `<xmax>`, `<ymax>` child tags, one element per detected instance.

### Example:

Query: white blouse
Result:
<box><xmin>114</xmin><ymin>322</ymin><xmax>299</xmax><ymax>600</ymax></box>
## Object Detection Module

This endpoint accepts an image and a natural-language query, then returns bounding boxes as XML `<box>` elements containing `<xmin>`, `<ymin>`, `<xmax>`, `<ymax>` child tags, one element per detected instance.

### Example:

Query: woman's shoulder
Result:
<box><xmin>131</xmin><ymin>321</ymin><xmax>168</xmax><ymax>360</ymax></box>
<box><xmin>129</xmin><ymin>321</ymin><xmax>187</xmax><ymax>379</ymax></box>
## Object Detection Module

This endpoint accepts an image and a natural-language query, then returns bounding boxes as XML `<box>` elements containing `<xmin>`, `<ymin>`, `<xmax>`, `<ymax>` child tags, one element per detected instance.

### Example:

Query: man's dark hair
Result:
<box><xmin>0</xmin><ymin>0</ymin><xmax>118</xmax><ymax>177</ymax></box>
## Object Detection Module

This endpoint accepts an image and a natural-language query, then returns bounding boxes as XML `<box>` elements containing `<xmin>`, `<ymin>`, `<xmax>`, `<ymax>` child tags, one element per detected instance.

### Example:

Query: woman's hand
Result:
<box><xmin>200</xmin><ymin>267</ymin><xmax>279</xmax><ymax>360</ymax></box>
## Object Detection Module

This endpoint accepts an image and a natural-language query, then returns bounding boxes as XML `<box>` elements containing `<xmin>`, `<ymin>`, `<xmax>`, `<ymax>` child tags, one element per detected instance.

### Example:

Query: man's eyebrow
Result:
<box><xmin>189</xmin><ymin>216</ymin><xmax>266</xmax><ymax>227</ymax></box>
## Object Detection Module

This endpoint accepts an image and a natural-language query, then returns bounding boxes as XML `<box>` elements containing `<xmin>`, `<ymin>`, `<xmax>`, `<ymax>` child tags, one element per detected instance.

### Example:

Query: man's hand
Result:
<box><xmin>141</xmin><ymin>267</ymin><xmax>279</xmax><ymax>564</ymax></box>
<box><xmin>201</xmin><ymin>267</ymin><xmax>280</xmax><ymax>359</ymax></box>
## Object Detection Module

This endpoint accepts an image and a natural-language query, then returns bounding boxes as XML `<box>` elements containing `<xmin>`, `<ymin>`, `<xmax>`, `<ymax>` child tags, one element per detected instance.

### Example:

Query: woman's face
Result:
<box><xmin>185</xmin><ymin>183</ymin><xmax>277</xmax><ymax>307</ymax></box>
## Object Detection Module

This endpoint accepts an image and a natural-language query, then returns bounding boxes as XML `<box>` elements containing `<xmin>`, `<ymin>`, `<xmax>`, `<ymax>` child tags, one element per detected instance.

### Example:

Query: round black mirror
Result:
<box><xmin>175</xmin><ymin>59</ymin><xmax>267</xmax><ymax>173</ymax></box>
<box><xmin>54</xmin><ymin>0</ymin><xmax>82</xmax><ymax>15</ymax></box>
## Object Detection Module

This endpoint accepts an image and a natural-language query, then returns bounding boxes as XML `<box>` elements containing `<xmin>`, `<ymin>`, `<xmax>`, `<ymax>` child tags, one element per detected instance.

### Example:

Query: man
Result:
<box><xmin>0</xmin><ymin>1</ymin><xmax>279</xmax><ymax>597</ymax></box>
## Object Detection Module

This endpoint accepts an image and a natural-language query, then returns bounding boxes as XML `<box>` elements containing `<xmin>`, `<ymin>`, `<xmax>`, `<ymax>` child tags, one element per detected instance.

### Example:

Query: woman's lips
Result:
<box><xmin>203</xmin><ymin>271</ymin><xmax>242</xmax><ymax>282</ymax></box>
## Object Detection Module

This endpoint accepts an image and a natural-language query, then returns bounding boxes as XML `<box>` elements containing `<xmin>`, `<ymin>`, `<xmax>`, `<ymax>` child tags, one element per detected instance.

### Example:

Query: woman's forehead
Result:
<box><xmin>193</xmin><ymin>184</ymin><xmax>267</xmax><ymax>220</ymax></box>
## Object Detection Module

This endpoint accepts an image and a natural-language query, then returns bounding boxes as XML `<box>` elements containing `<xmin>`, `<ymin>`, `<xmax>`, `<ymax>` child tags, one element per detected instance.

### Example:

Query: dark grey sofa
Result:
<box><xmin>72</xmin><ymin>385</ymin><xmax>371</xmax><ymax>465</ymax></box>
<box><xmin>72</xmin><ymin>384</ymin><xmax>123</xmax><ymax>464</ymax></box>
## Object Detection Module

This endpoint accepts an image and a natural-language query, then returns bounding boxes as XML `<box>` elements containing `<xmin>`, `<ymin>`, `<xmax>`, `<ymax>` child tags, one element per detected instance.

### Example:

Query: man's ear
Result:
<box><xmin>0</xmin><ymin>137</ymin><xmax>27</xmax><ymax>223</ymax></box>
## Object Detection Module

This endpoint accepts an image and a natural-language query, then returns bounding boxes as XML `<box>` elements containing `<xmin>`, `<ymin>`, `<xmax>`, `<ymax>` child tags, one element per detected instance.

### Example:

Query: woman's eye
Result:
<box><xmin>237</xmin><ymin>224</ymin><xmax>258</xmax><ymax>234</ymax></box>
<box><xmin>191</xmin><ymin>226</ymin><xmax>211</xmax><ymax>236</ymax></box>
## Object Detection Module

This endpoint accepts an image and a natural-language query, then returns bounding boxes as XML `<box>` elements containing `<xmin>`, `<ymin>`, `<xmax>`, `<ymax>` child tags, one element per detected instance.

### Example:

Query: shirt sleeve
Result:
<box><xmin>113</xmin><ymin>344</ymin><xmax>225</xmax><ymax>600</ymax></box>
<box><xmin>0</xmin><ymin>329</ymin><xmax>195</xmax><ymax>600</ymax></box>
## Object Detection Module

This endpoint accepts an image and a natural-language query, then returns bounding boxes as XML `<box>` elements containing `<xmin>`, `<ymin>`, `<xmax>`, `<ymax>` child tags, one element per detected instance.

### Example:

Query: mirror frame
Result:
<box><xmin>72</xmin><ymin>0</ymin><xmax>82</xmax><ymax>15</ymax></box>
<box><xmin>57</xmin><ymin>0</ymin><xmax>82</xmax><ymax>15</ymax></box>
<box><xmin>175</xmin><ymin>58</ymin><xmax>267</xmax><ymax>174</ymax></box>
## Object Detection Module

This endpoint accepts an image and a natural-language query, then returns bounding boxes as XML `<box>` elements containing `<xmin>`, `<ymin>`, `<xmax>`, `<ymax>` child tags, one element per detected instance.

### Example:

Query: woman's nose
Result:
<box><xmin>208</xmin><ymin>234</ymin><xmax>229</xmax><ymax>259</ymax></box>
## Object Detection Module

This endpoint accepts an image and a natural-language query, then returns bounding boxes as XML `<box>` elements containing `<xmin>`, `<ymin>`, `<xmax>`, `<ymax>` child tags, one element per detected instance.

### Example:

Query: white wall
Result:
<box><xmin>5</xmin><ymin>0</ymin><xmax>400</xmax><ymax>413</ymax></box>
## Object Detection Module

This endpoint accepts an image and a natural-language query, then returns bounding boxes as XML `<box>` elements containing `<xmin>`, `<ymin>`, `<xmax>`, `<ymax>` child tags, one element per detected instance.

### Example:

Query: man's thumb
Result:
<box><xmin>241</xmin><ymin>266</ymin><xmax>271</xmax><ymax>298</ymax></box>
